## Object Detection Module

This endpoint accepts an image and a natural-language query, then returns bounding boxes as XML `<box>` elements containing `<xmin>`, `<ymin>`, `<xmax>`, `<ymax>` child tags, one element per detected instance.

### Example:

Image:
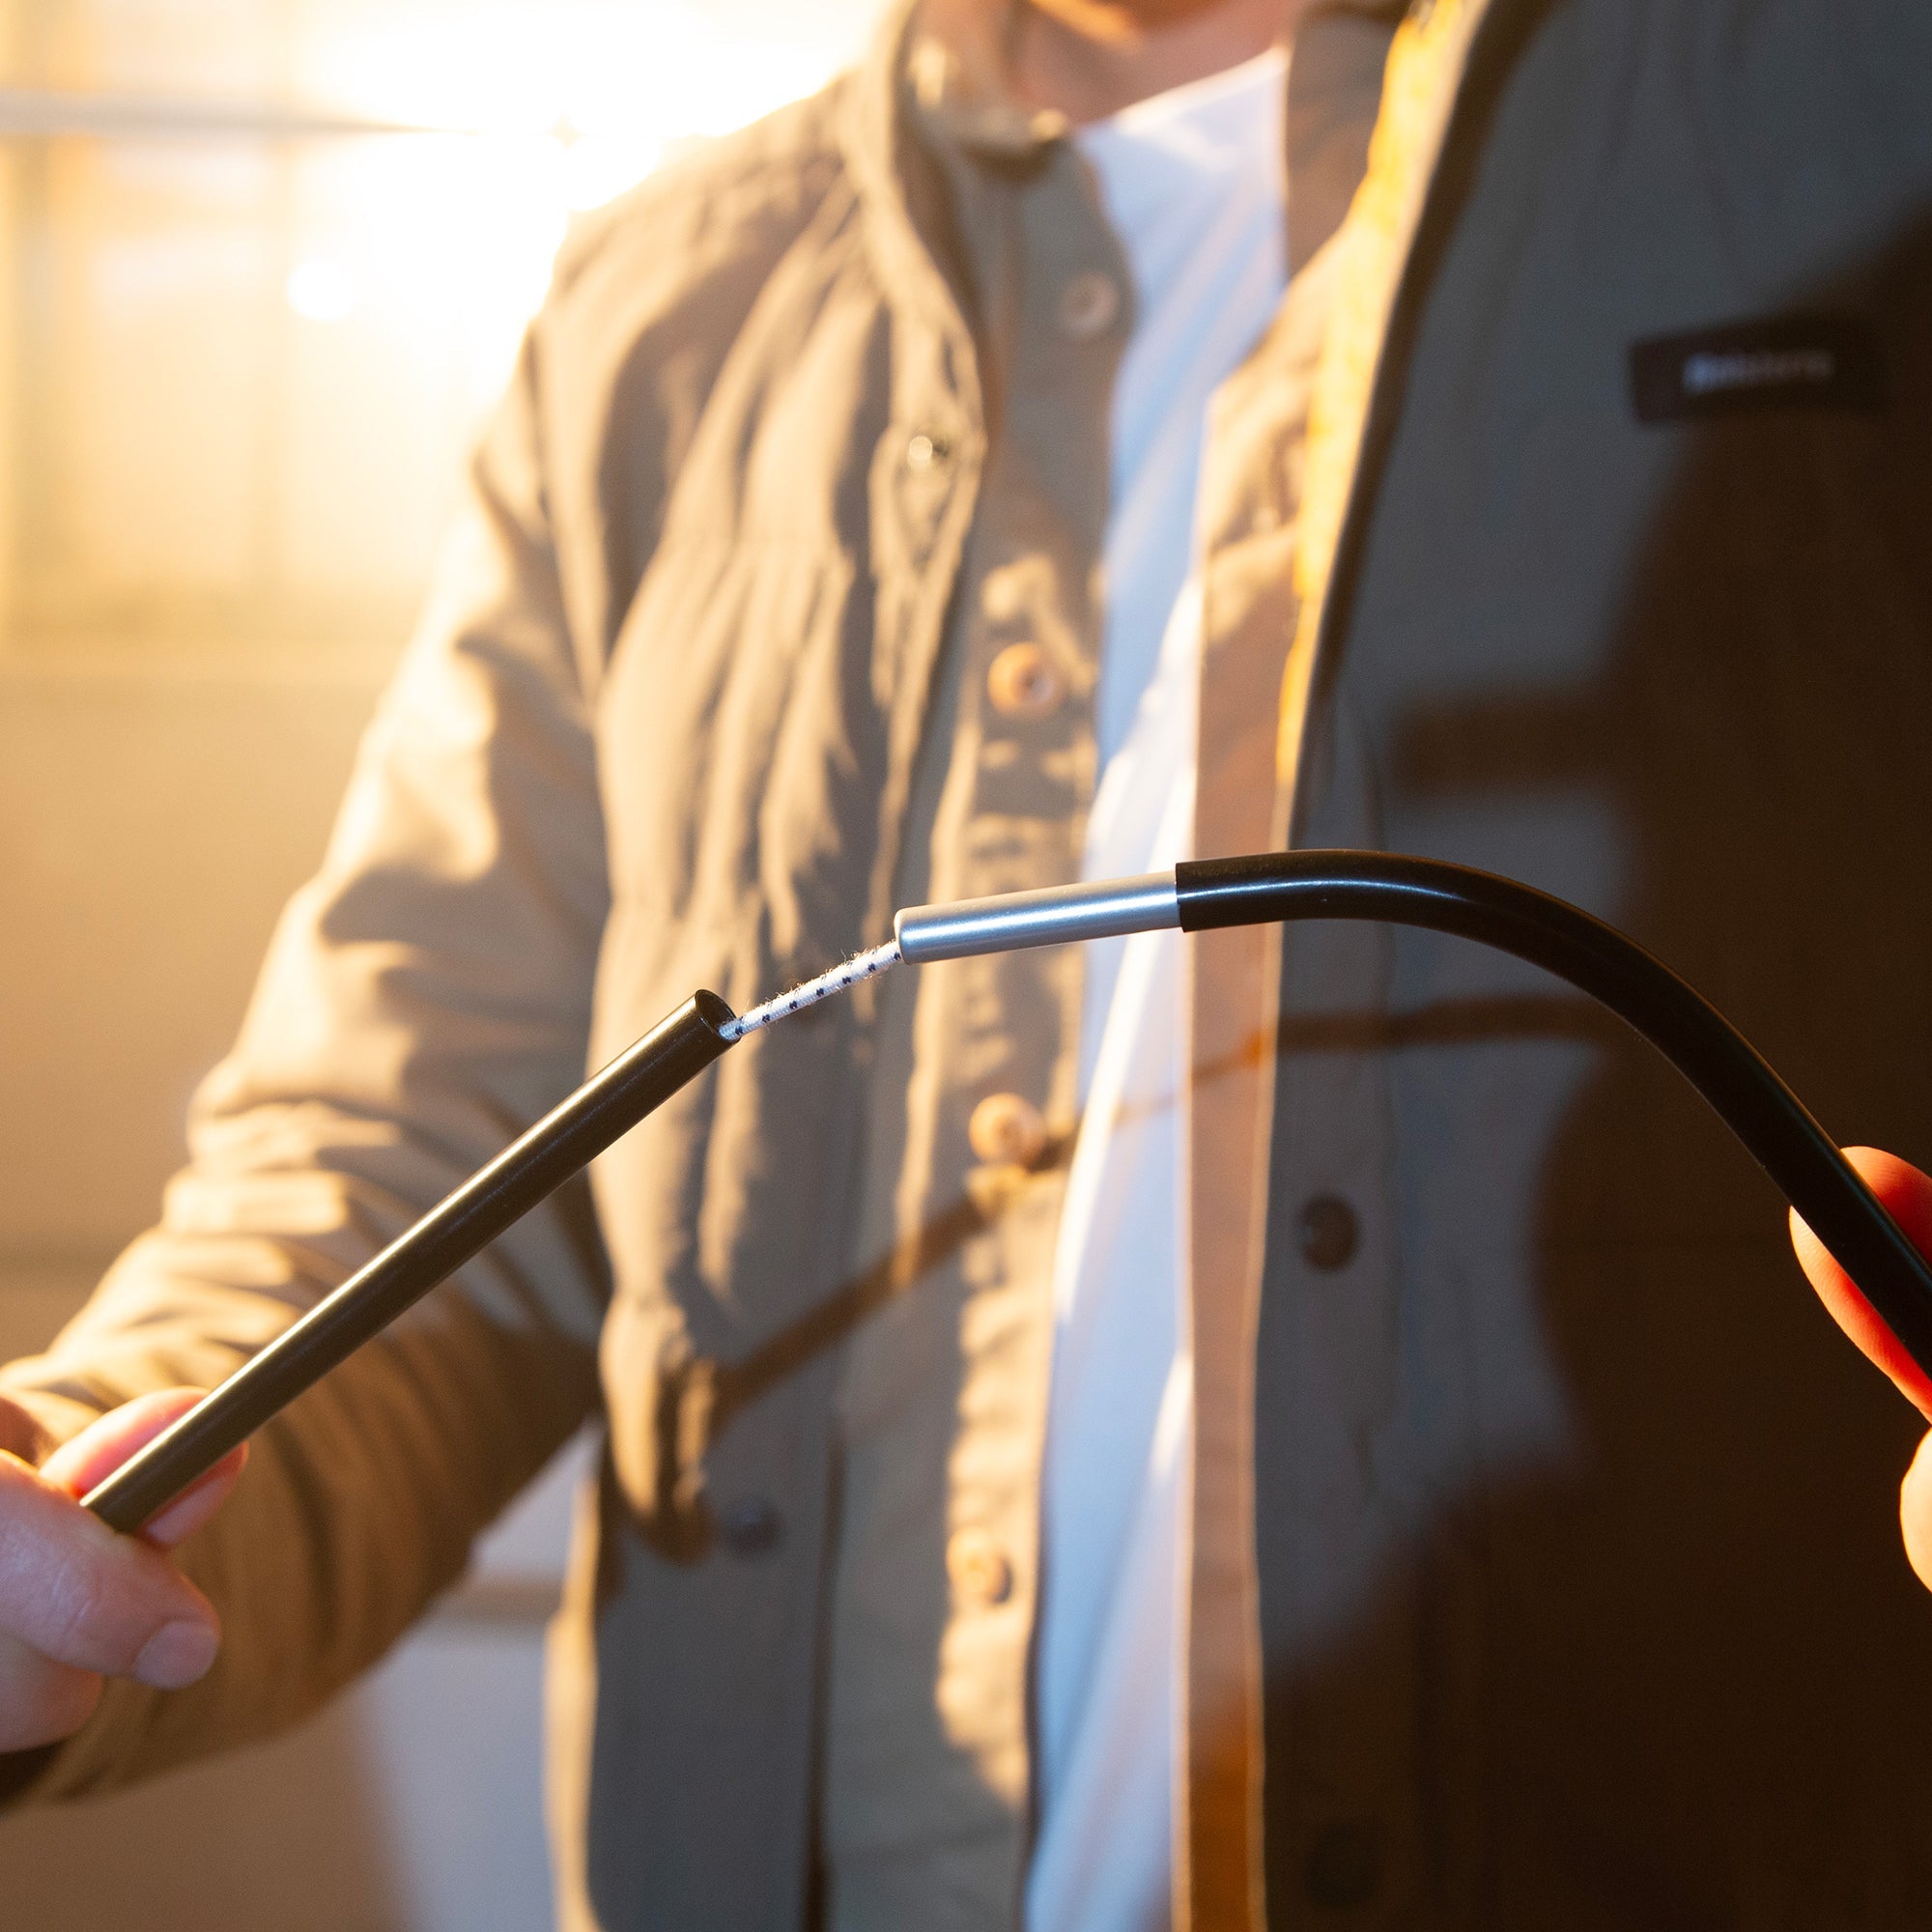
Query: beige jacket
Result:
<box><xmin>12</xmin><ymin>2</ymin><xmax>1932</xmax><ymax>1927</ymax></box>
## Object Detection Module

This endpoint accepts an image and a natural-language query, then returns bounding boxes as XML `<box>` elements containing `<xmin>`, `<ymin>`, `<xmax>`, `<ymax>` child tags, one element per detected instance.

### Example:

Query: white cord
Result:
<box><xmin>718</xmin><ymin>937</ymin><xmax>903</xmax><ymax>1040</ymax></box>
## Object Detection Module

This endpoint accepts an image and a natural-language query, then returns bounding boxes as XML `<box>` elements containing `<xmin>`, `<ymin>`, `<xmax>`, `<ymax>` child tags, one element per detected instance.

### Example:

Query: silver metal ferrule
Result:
<box><xmin>894</xmin><ymin>870</ymin><xmax>1179</xmax><ymax>965</ymax></box>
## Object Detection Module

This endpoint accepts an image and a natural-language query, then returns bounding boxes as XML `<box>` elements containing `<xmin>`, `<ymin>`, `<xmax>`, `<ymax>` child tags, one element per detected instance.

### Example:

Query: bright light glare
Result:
<box><xmin>10</xmin><ymin>1</ymin><xmax>889</xmax><ymax>653</ymax></box>
<box><xmin>562</xmin><ymin>131</ymin><xmax>668</xmax><ymax>213</ymax></box>
<box><xmin>298</xmin><ymin>2</ymin><xmax>883</xmax><ymax>384</ymax></box>
<box><xmin>285</xmin><ymin>258</ymin><xmax>358</xmax><ymax>322</ymax></box>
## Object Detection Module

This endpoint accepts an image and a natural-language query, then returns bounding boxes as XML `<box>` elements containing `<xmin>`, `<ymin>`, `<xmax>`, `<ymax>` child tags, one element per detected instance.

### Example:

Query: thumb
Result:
<box><xmin>1789</xmin><ymin>1146</ymin><xmax>1932</xmax><ymax>1422</ymax></box>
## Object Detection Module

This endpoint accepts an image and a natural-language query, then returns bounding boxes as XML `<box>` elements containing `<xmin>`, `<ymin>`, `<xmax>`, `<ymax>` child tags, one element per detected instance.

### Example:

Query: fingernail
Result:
<box><xmin>133</xmin><ymin>1619</ymin><xmax>219</xmax><ymax>1690</ymax></box>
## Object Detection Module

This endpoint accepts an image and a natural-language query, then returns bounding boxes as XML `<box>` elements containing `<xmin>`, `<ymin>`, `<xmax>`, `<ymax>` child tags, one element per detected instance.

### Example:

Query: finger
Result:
<box><xmin>1903</xmin><ymin>1433</ymin><xmax>1932</xmax><ymax>1591</ymax></box>
<box><xmin>0</xmin><ymin>1453</ymin><xmax>221</xmax><ymax>1686</ymax></box>
<box><xmin>0</xmin><ymin>1629</ymin><xmax>101</xmax><ymax>1753</ymax></box>
<box><xmin>1789</xmin><ymin>1147</ymin><xmax>1932</xmax><ymax>1421</ymax></box>
<box><xmin>138</xmin><ymin>1448</ymin><xmax>247</xmax><ymax>1550</ymax></box>
<box><xmin>39</xmin><ymin>1389</ymin><xmax>246</xmax><ymax>1550</ymax></box>
<box><xmin>0</xmin><ymin>1396</ymin><xmax>52</xmax><ymax>1467</ymax></box>
<box><xmin>41</xmin><ymin>1388</ymin><xmax>212</xmax><ymax>1497</ymax></box>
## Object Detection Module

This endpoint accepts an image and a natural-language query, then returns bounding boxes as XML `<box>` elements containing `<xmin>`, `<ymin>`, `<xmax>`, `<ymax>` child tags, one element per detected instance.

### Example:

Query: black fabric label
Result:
<box><xmin>1630</xmin><ymin>314</ymin><xmax>1884</xmax><ymax>423</ymax></box>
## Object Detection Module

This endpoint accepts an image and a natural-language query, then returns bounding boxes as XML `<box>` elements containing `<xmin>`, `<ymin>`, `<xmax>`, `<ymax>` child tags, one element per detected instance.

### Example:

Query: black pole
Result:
<box><xmin>1177</xmin><ymin>850</ymin><xmax>1932</xmax><ymax>1383</ymax></box>
<box><xmin>78</xmin><ymin>850</ymin><xmax>1932</xmax><ymax>1534</ymax></box>
<box><xmin>85</xmin><ymin>991</ymin><xmax>737</xmax><ymax>1533</ymax></box>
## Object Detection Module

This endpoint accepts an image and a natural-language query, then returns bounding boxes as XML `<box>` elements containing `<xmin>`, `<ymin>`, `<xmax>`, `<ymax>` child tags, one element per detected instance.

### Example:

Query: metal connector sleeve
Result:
<box><xmin>895</xmin><ymin>871</ymin><xmax>1179</xmax><ymax>964</ymax></box>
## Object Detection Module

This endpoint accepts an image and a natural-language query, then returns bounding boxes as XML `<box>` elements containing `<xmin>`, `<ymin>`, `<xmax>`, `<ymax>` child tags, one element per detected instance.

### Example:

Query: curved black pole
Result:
<box><xmin>84</xmin><ymin>992</ymin><xmax>737</xmax><ymax>1533</ymax></box>
<box><xmin>80</xmin><ymin>849</ymin><xmax>1932</xmax><ymax>1534</ymax></box>
<box><xmin>1178</xmin><ymin>850</ymin><xmax>1932</xmax><ymax>1381</ymax></box>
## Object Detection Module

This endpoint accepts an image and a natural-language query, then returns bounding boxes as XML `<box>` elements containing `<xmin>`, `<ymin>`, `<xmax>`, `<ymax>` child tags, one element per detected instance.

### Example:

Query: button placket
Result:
<box><xmin>826</xmin><ymin>119</ymin><xmax>1126</xmax><ymax>1858</ymax></box>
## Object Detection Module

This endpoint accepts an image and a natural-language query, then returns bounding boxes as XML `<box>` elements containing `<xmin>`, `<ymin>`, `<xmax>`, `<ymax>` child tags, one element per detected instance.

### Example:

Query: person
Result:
<box><xmin>6</xmin><ymin>0</ymin><xmax>1932</xmax><ymax>1924</ymax></box>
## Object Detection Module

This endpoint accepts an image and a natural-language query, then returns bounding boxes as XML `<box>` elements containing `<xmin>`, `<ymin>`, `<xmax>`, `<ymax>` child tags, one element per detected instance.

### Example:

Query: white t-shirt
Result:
<box><xmin>1026</xmin><ymin>48</ymin><xmax>1289</xmax><ymax>1932</ymax></box>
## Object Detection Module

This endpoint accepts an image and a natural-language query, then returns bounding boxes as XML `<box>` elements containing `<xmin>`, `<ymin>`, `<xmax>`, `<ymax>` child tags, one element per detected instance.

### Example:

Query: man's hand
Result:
<box><xmin>0</xmin><ymin>1390</ymin><xmax>244</xmax><ymax>1752</ymax></box>
<box><xmin>1789</xmin><ymin>1148</ymin><xmax>1932</xmax><ymax>1589</ymax></box>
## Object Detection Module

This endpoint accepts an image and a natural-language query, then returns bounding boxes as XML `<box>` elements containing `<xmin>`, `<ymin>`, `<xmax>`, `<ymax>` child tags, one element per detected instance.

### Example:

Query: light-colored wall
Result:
<box><xmin>0</xmin><ymin>660</ymin><xmax>377</xmax><ymax>1286</ymax></box>
<box><xmin>0</xmin><ymin>657</ymin><xmax>578</xmax><ymax>1929</ymax></box>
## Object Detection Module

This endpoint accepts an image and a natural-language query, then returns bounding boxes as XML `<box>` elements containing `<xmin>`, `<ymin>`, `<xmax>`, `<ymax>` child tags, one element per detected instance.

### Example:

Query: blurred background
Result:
<box><xmin>0</xmin><ymin>1</ymin><xmax>882</xmax><ymax>1923</ymax></box>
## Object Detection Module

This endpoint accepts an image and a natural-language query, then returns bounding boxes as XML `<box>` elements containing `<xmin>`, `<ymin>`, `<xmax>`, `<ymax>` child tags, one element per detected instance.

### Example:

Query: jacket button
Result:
<box><xmin>1298</xmin><ymin>1193</ymin><xmax>1359</xmax><ymax>1271</ymax></box>
<box><xmin>1305</xmin><ymin>1821</ymin><xmax>1379</xmax><ymax>1908</ymax></box>
<box><xmin>1056</xmin><ymin>270</ymin><xmax>1120</xmax><ymax>340</ymax></box>
<box><xmin>968</xmin><ymin>1092</ymin><xmax>1047</xmax><ymax>1167</ymax></box>
<box><xmin>905</xmin><ymin>430</ymin><xmax>951</xmax><ymax>471</ymax></box>
<box><xmin>717</xmin><ymin>1497</ymin><xmax>782</xmax><ymax>1556</ymax></box>
<box><xmin>946</xmin><ymin>1526</ymin><xmax>1013</xmax><ymax>1605</ymax></box>
<box><xmin>986</xmin><ymin>641</ymin><xmax>1065</xmax><ymax>720</ymax></box>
